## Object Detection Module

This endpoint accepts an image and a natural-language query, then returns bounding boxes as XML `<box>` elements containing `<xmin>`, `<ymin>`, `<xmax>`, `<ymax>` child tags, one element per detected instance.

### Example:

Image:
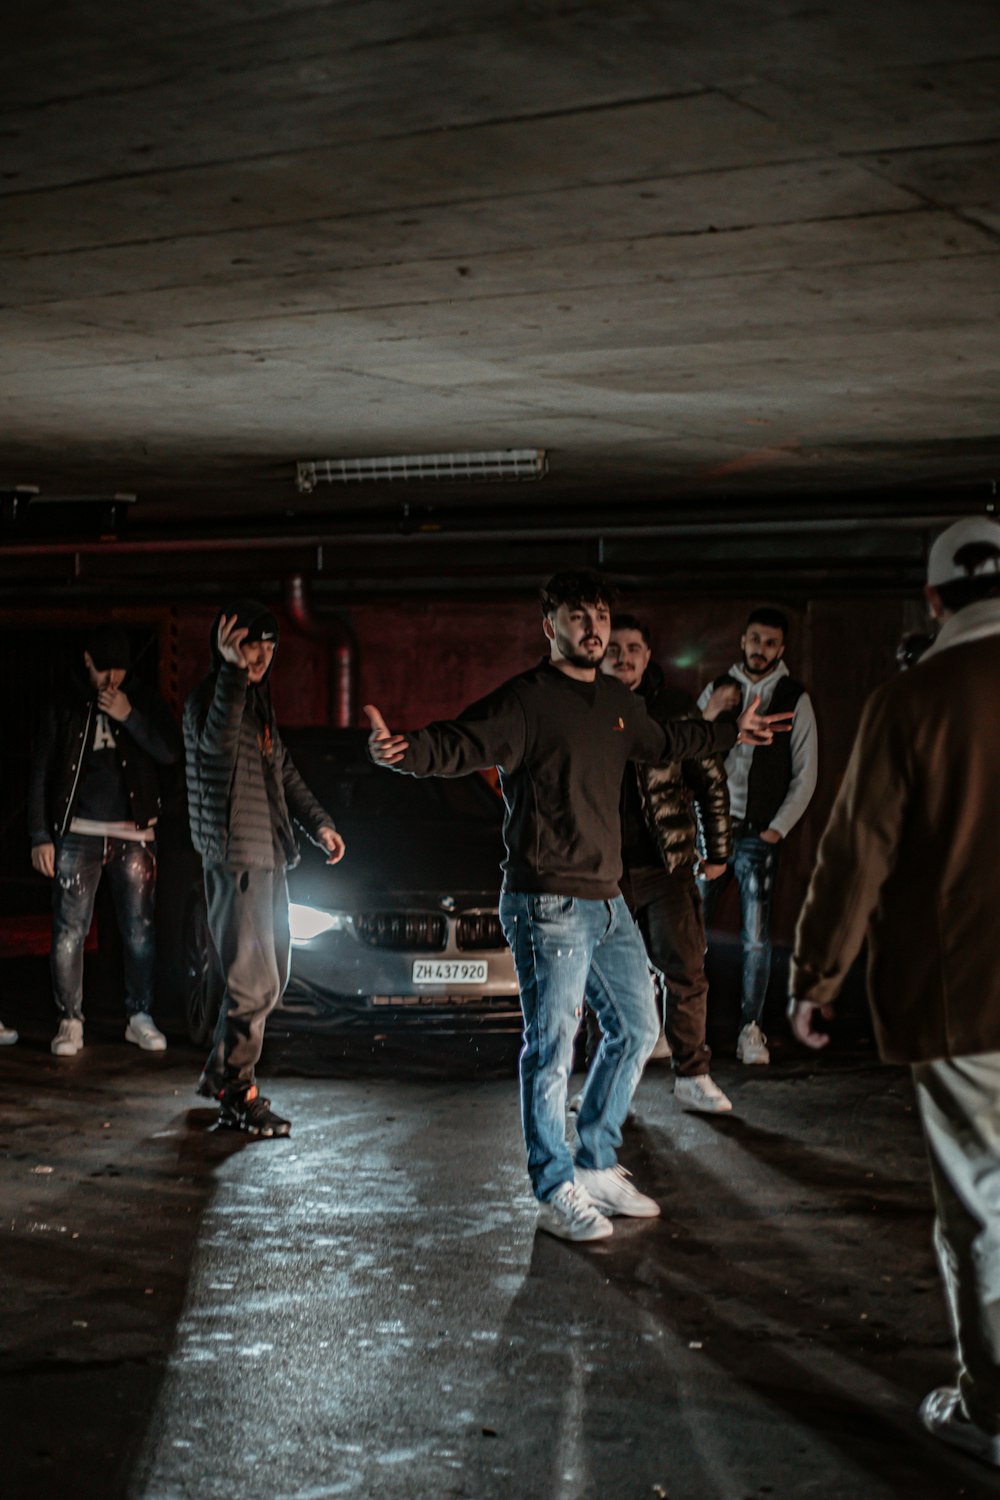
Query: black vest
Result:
<box><xmin>743</xmin><ymin>675</ymin><xmax>806</xmax><ymax>834</ymax></box>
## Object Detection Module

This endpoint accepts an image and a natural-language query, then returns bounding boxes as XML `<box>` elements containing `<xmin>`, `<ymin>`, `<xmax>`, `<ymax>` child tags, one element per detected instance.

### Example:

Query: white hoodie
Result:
<box><xmin>697</xmin><ymin>659</ymin><xmax>818</xmax><ymax>838</ymax></box>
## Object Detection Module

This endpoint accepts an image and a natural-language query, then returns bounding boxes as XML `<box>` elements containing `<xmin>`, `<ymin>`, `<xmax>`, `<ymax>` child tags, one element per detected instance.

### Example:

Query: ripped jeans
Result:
<box><xmin>499</xmin><ymin>891</ymin><xmax>659</xmax><ymax>1202</ymax></box>
<box><xmin>699</xmin><ymin>833</ymin><xmax>780</xmax><ymax>1027</ymax></box>
<box><xmin>51</xmin><ymin>833</ymin><xmax>157</xmax><ymax>1020</ymax></box>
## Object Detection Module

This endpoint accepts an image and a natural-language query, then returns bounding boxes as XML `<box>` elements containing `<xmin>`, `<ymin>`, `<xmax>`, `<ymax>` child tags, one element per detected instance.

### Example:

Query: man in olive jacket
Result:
<box><xmin>601</xmin><ymin>614</ymin><xmax>734</xmax><ymax>1113</ymax></box>
<box><xmin>789</xmin><ymin>516</ymin><xmax>1000</xmax><ymax>1467</ymax></box>
<box><xmin>184</xmin><ymin>601</ymin><xmax>345</xmax><ymax>1137</ymax></box>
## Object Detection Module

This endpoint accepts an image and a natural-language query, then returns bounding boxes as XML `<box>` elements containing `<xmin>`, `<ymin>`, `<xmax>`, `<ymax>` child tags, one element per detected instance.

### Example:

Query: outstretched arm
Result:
<box><xmin>365</xmin><ymin>686</ymin><xmax>527</xmax><ymax>778</ymax></box>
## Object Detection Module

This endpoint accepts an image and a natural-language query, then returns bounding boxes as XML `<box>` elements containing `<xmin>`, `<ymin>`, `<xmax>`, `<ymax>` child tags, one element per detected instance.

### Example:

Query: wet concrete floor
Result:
<box><xmin>2</xmin><ymin>1029</ymin><xmax>996</xmax><ymax>1500</ymax></box>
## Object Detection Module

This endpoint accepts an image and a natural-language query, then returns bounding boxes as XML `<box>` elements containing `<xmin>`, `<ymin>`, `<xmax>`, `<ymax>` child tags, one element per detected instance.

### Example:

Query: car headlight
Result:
<box><xmin>288</xmin><ymin>903</ymin><xmax>350</xmax><ymax>944</ymax></box>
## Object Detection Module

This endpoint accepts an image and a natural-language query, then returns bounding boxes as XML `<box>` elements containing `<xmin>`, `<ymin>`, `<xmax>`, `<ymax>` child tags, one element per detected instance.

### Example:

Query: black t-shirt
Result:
<box><xmin>75</xmin><ymin>711</ymin><xmax>130</xmax><ymax>822</ymax></box>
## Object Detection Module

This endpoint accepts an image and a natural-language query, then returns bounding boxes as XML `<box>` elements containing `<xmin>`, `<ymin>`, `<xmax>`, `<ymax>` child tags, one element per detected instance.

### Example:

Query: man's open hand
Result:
<box><xmin>31</xmin><ymin>843</ymin><xmax>55</xmax><ymax>879</ymax></box>
<box><xmin>364</xmin><ymin>704</ymin><xmax>409</xmax><ymax>766</ymax></box>
<box><xmin>217</xmin><ymin>613</ymin><xmax>250</xmax><ymax>669</ymax></box>
<box><xmin>736</xmin><ymin>694</ymin><xmax>795</xmax><ymax>746</ymax></box>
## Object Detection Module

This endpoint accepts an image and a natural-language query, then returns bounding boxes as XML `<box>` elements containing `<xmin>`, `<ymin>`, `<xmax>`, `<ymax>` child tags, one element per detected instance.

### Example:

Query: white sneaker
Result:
<box><xmin>52</xmin><ymin>1019</ymin><xmax>84</xmax><ymax>1056</ymax></box>
<box><xmin>647</xmin><ymin>1027</ymin><xmax>672</xmax><ymax>1062</ymax></box>
<box><xmin>0</xmin><ymin>1019</ymin><xmax>17</xmax><ymax>1046</ymax></box>
<box><xmin>574</xmin><ymin>1164</ymin><xmax>660</xmax><ymax>1218</ymax></box>
<box><xmin>537</xmin><ymin>1182</ymin><xmax>613</xmax><ymax>1242</ymax></box>
<box><xmin>920</xmin><ymin>1386</ymin><xmax>1000</xmax><ymax>1467</ymax></box>
<box><xmin>736</xmin><ymin>1021</ymin><xmax>770</xmax><ymax>1065</ymax></box>
<box><xmin>674</xmin><ymin>1073</ymin><xmax>733</xmax><ymax>1113</ymax></box>
<box><xmin>125</xmin><ymin>1012</ymin><xmax>167</xmax><ymax>1052</ymax></box>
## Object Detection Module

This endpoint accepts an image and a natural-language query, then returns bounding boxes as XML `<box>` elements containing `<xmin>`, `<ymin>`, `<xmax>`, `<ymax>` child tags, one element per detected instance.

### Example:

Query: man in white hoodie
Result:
<box><xmin>697</xmin><ymin>608</ymin><xmax>818</xmax><ymax>1064</ymax></box>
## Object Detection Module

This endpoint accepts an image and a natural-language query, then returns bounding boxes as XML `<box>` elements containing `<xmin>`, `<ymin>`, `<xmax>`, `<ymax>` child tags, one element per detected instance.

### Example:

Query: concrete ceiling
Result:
<box><xmin>3</xmin><ymin>0</ymin><xmax>1000</xmax><ymax>540</ymax></box>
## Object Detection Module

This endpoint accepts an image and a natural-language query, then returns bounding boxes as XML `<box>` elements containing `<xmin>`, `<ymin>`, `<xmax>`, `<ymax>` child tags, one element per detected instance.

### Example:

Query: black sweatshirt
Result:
<box><xmin>388</xmin><ymin>659</ymin><xmax>737</xmax><ymax>899</ymax></box>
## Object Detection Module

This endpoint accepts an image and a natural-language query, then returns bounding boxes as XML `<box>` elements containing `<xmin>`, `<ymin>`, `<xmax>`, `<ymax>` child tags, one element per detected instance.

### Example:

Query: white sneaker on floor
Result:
<box><xmin>674</xmin><ymin>1074</ymin><xmax>733</xmax><ymax>1113</ymax></box>
<box><xmin>647</xmin><ymin>1027</ymin><xmax>672</xmax><ymax>1062</ymax></box>
<box><xmin>51</xmin><ymin>1019</ymin><xmax>84</xmax><ymax>1056</ymax></box>
<box><xmin>736</xmin><ymin>1021</ymin><xmax>770</xmax><ymax>1065</ymax></box>
<box><xmin>574</xmin><ymin>1164</ymin><xmax>660</xmax><ymax>1218</ymax></box>
<box><xmin>920</xmin><ymin>1386</ymin><xmax>1000</xmax><ymax>1467</ymax></box>
<box><xmin>537</xmin><ymin>1182</ymin><xmax>613</xmax><ymax>1242</ymax></box>
<box><xmin>0</xmin><ymin>1019</ymin><xmax>17</xmax><ymax>1045</ymax></box>
<box><xmin>125</xmin><ymin>1012</ymin><xmax>167</xmax><ymax>1052</ymax></box>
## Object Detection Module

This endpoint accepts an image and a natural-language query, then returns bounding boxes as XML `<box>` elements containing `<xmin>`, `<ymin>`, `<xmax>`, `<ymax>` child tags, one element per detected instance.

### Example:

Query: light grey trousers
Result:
<box><xmin>913</xmin><ymin>1052</ymin><xmax>1000</xmax><ymax>1431</ymax></box>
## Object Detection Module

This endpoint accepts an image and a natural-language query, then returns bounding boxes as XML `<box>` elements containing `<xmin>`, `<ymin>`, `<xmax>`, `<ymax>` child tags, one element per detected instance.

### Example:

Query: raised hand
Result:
<box><xmin>364</xmin><ymin>704</ymin><xmax>409</xmax><ymax>766</ymax></box>
<box><xmin>217</xmin><ymin>613</ymin><xmax>250</xmax><ymax>669</ymax></box>
<box><xmin>98</xmin><ymin>684</ymin><xmax>131</xmax><ymax>721</ymax></box>
<box><xmin>736</xmin><ymin>694</ymin><xmax>794</xmax><ymax>746</ymax></box>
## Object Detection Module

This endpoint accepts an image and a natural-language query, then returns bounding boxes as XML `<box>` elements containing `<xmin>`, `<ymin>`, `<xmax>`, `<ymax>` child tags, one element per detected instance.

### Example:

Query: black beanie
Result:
<box><xmin>85</xmin><ymin>625</ymin><xmax>131</xmax><ymax>671</ymax></box>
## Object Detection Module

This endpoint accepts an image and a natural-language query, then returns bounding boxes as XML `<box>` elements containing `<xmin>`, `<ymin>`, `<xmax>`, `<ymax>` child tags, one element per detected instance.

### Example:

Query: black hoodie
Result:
<box><xmin>182</xmin><ymin>601</ymin><xmax>335</xmax><ymax>869</ymax></box>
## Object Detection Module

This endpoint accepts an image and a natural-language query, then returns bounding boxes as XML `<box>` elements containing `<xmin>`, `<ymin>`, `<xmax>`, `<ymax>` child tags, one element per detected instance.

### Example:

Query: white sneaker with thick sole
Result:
<box><xmin>537</xmin><ymin>1182</ymin><xmax>613</xmax><ymax>1242</ymax></box>
<box><xmin>647</xmin><ymin>1027</ymin><xmax>672</xmax><ymax>1062</ymax></box>
<box><xmin>920</xmin><ymin>1387</ymin><xmax>1000</xmax><ymax>1467</ymax></box>
<box><xmin>736</xmin><ymin>1022</ymin><xmax>770</xmax><ymax>1065</ymax></box>
<box><xmin>51</xmin><ymin>1019</ymin><xmax>84</xmax><ymax>1056</ymax></box>
<box><xmin>0</xmin><ymin>1020</ymin><xmax>17</xmax><ymax>1045</ymax></box>
<box><xmin>674</xmin><ymin>1074</ymin><xmax>733</xmax><ymax>1113</ymax></box>
<box><xmin>125</xmin><ymin>1012</ymin><xmax>167</xmax><ymax>1052</ymax></box>
<box><xmin>574</xmin><ymin>1164</ymin><xmax>660</xmax><ymax>1218</ymax></box>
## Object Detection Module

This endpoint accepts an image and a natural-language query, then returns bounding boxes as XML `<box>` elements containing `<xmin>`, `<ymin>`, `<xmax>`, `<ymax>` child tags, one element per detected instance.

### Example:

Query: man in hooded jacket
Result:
<box><xmin>184</xmin><ymin>601</ymin><xmax>345</xmax><ymax>1137</ymax></box>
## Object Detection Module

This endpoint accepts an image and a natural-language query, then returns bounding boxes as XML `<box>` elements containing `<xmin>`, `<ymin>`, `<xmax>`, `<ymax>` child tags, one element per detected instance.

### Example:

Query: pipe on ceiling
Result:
<box><xmin>283</xmin><ymin>574</ymin><xmax>358</xmax><ymax>729</ymax></box>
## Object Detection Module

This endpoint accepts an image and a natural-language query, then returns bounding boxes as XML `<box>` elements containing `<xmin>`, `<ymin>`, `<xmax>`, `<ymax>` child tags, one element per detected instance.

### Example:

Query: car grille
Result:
<box><xmin>354</xmin><ymin>911</ymin><xmax>447</xmax><ymax>951</ymax></box>
<box><xmin>457</xmin><ymin>912</ymin><xmax>505</xmax><ymax>950</ymax></box>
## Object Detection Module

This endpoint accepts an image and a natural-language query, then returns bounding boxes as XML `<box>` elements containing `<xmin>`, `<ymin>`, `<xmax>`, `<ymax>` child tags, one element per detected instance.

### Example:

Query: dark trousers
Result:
<box><xmin>51</xmin><ymin>832</ymin><xmax>157</xmax><ymax>1020</ymax></box>
<box><xmin>201</xmin><ymin>865</ymin><xmax>290</xmax><ymax>1096</ymax></box>
<box><xmin>623</xmin><ymin>864</ymin><xmax>712</xmax><ymax>1077</ymax></box>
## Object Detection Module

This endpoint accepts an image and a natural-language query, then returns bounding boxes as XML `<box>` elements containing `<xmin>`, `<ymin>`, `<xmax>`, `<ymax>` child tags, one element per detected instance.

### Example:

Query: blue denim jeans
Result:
<box><xmin>51</xmin><ymin>833</ymin><xmax>157</xmax><ymax>1020</ymax></box>
<box><xmin>699</xmin><ymin>834</ymin><xmax>780</xmax><ymax>1026</ymax></box>
<box><xmin>499</xmin><ymin>891</ymin><xmax>659</xmax><ymax>1202</ymax></box>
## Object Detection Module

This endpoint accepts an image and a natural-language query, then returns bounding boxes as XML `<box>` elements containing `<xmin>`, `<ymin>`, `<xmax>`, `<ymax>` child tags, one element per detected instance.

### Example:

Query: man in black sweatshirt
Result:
<box><xmin>29</xmin><ymin>625</ymin><xmax>182</xmax><ymax>1057</ymax></box>
<box><xmin>367</xmin><ymin>570</ymin><xmax>788</xmax><ymax>1241</ymax></box>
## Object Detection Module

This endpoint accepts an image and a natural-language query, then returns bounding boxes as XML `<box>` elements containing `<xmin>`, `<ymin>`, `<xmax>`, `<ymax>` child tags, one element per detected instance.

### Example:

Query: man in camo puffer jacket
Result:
<box><xmin>184</xmin><ymin>600</ymin><xmax>345</xmax><ymax>1138</ymax></box>
<box><xmin>601</xmin><ymin>614</ymin><xmax>734</xmax><ymax>1114</ymax></box>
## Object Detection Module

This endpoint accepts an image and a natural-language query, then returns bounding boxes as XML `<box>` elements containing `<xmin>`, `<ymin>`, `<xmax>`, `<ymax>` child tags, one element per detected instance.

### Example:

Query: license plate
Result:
<box><xmin>411</xmin><ymin>959</ymin><xmax>489</xmax><ymax>984</ymax></box>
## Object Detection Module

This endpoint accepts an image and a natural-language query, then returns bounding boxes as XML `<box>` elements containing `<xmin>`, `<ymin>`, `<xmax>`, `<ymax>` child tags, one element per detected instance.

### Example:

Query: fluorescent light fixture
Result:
<box><xmin>296</xmin><ymin>450</ymin><xmax>546</xmax><ymax>491</ymax></box>
<box><xmin>288</xmin><ymin>903</ymin><xmax>349</xmax><ymax>944</ymax></box>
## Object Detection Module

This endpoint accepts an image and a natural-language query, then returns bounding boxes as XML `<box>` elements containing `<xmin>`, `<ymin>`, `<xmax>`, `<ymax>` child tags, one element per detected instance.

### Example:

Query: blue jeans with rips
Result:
<box><xmin>699</xmin><ymin>833</ymin><xmax>781</xmax><ymax>1026</ymax></box>
<box><xmin>51</xmin><ymin>832</ymin><xmax>157</xmax><ymax>1020</ymax></box>
<box><xmin>499</xmin><ymin>890</ymin><xmax>660</xmax><ymax>1202</ymax></box>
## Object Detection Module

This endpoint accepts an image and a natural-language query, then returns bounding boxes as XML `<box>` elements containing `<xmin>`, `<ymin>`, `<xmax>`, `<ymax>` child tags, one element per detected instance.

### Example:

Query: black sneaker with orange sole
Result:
<box><xmin>217</xmin><ymin>1084</ymin><xmax>291</xmax><ymax>1138</ymax></box>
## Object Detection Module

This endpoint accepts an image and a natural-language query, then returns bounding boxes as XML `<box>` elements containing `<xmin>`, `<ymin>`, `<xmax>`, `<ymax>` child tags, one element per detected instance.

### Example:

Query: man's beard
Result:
<box><xmin>742</xmin><ymin>653</ymin><xmax>773</xmax><ymax>679</ymax></box>
<box><xmin>558</xmin><ymin>631</ymin><xmax>606</xmax><ymax>669</ymax></box>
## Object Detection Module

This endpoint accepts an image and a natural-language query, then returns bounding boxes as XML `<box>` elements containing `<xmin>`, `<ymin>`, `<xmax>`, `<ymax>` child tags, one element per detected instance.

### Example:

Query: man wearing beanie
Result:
<box><xmin>789</xmin><ymin>515</ymin><xmax>1000</xmax><ymax>1467</ymax></box>
<box><xmin>184</xmin><ymin>601</ymin><xmax>345</xmax><ymax>1137</ymax></box>
<box><xmin>29</xmin><ymin>624</ymin><xmax>182</xmax><ymax>1056</ymax></box>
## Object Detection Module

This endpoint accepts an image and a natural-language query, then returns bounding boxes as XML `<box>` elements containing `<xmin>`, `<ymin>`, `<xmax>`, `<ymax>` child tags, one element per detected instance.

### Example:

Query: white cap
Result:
<box><xmin>927</xmin><ymin>515</ymin><xmax>1000</xmax><ymax>587</ymax></box>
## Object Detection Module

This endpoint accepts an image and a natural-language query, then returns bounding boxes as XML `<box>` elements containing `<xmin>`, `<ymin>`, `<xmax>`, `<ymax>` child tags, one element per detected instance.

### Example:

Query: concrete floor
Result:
<box><xmin>3</xmin><ymin>1027</ymin><xmax>997</xmax><ymax>1500</ymax></box>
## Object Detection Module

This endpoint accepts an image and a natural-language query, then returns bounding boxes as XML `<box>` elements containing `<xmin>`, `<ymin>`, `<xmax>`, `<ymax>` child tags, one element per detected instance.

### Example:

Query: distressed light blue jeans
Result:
<box><xmin>499</xmin><ymin>891</ymin><xmax>659</xmax><ymax>1202</ymax></box>
<box><xmin>699</xmin><ymin>833</ymin><xmax>780</xmax><ymax>1026</ymax></box>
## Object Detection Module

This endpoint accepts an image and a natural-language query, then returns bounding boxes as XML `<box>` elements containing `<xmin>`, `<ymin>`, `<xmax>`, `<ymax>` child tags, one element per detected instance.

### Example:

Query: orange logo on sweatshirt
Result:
<box><xmin>257</xmin><ymin>725</ymin><xmax>274</xmax><ymax>759</ymax></box>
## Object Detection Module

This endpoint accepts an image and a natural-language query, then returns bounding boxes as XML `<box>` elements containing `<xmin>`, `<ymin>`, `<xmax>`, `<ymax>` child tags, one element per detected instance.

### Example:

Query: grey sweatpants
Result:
<box><xmin>201</xmin><ymin>864</ymin><xmax>290</xmax><ymax>1095</ymax></box>
<box><xmin>913</xmin><ymin>1052</ymin><xmax>1000</xmax><ymax>1431</ymax></box>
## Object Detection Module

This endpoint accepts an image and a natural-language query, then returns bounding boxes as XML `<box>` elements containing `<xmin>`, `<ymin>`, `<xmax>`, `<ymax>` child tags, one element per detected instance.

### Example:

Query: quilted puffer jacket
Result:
<box><xmin>632</xmin><ymin>665</ymin><xmax>731</xmax><ymax>874</ymax></box>
<box><xmin>183</xmin><ymin>601</ymin><xmax>335</xmax><ymax>870</ymax></box>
